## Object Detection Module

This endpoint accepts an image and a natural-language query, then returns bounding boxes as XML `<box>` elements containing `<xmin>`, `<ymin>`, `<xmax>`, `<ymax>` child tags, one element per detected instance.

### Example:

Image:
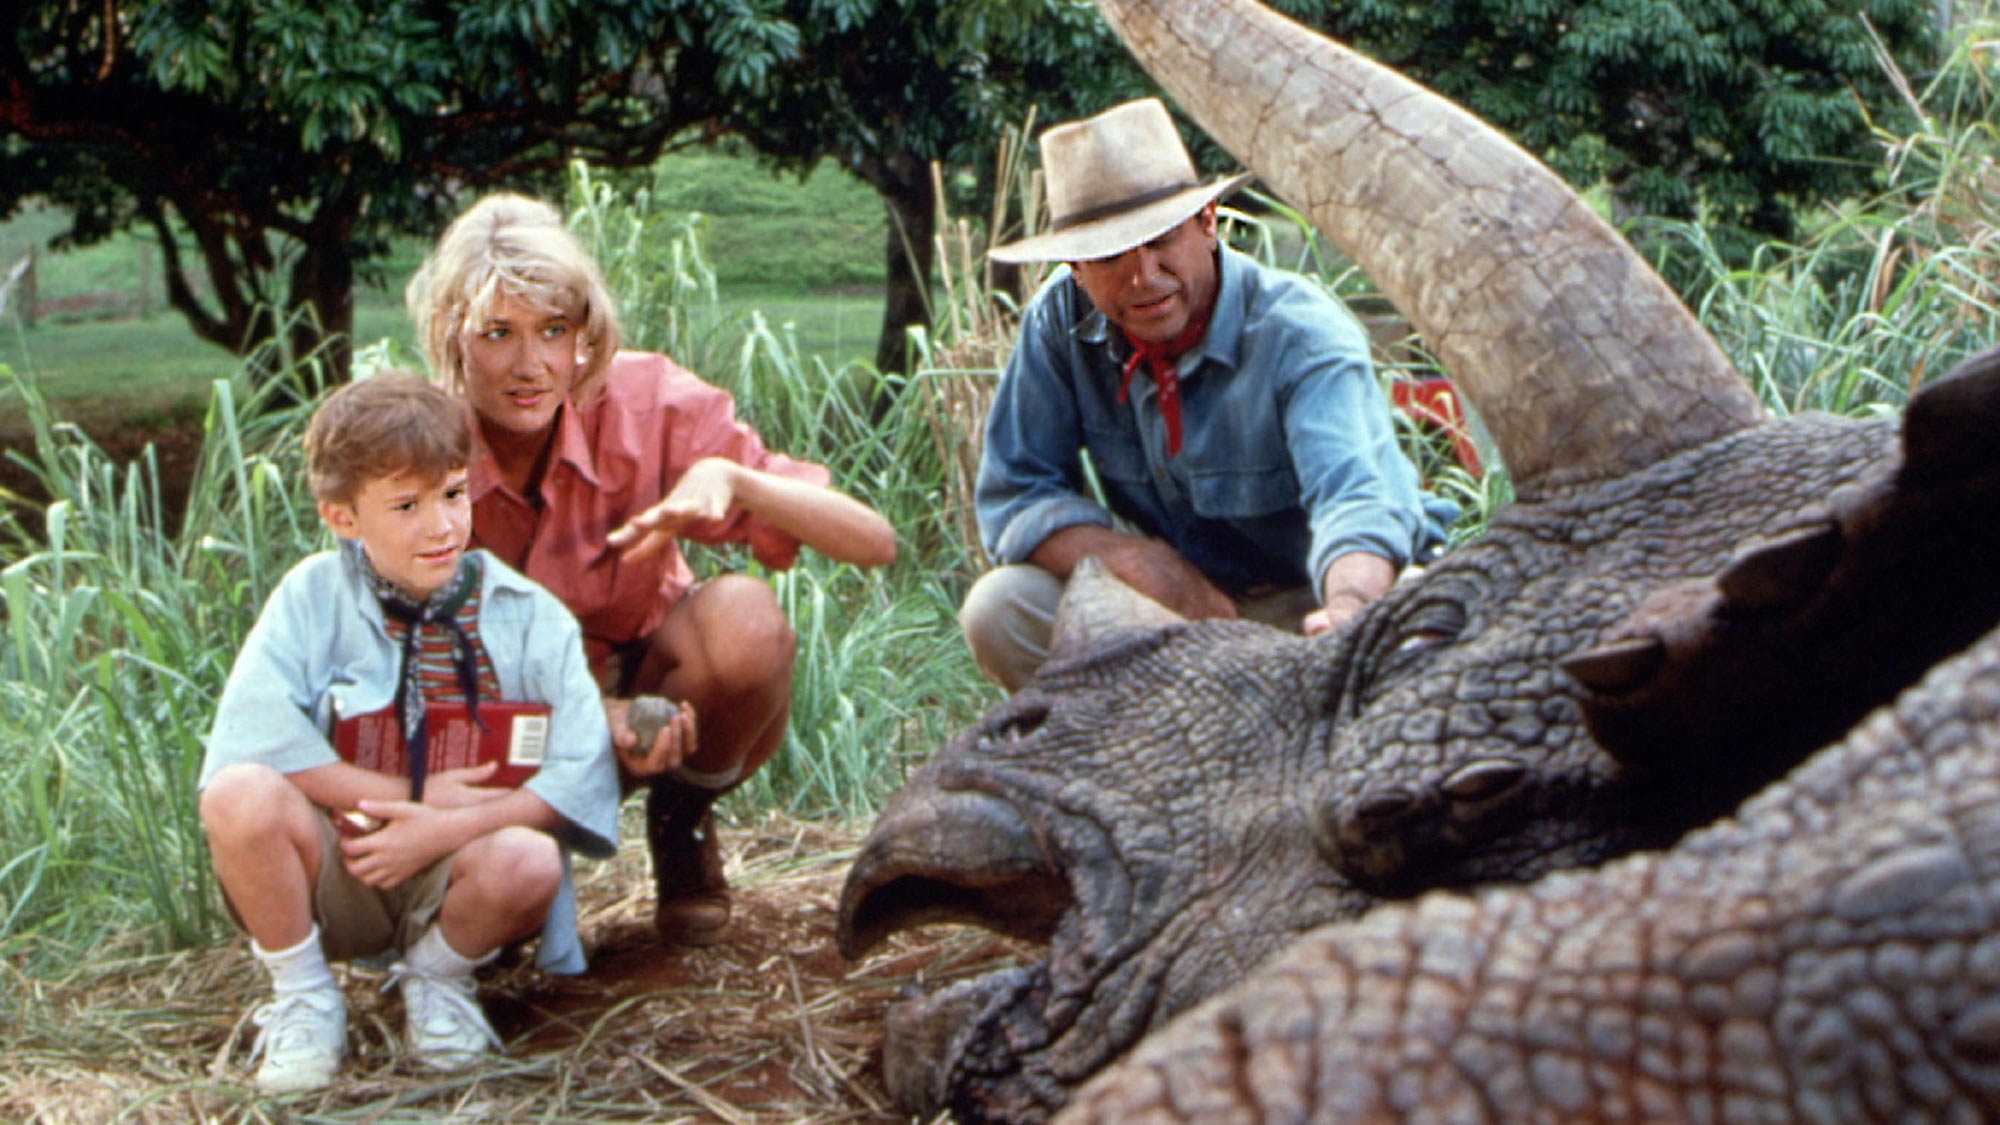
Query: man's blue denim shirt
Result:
<box><xmin>974</xmin><ymin>246</ymin><xmax>1456</xmax><ymax>597</ymax></box>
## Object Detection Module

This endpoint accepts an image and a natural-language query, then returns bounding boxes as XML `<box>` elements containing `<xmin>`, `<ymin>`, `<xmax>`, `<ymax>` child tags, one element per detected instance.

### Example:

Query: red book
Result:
<box><xmin>331</xmin><ymin>700</ymin><xmax>550</xmax><ymax>789</ymax></box>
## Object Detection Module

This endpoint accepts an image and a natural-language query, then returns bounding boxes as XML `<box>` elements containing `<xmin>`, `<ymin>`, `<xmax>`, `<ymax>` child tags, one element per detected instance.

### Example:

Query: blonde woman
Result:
<box><xmin>407</xmin><ymin>193</ymin><xmax>896</xmax><ymax>945</ymax></box>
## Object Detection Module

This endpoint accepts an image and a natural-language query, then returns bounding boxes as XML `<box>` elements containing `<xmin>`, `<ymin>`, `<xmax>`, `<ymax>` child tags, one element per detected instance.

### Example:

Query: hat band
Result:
<box><xmin>1048</xmin><ymin>179</ymin><xmax>1204</xmax><ymax>232</ymax></box>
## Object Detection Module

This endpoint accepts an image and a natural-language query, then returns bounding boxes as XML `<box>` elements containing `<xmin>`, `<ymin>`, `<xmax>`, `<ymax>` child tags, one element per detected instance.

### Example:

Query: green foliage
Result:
<box><xmin>0</xmin><ymin>350</ymin><xmax>321</xmax><ymax>965</ymax></box>
<box><xmin>634</xmin><ymin>147</ymin><xmax>890</xmax><ymax>291</ymax></box>
<box><xmin>2</xmin><ymin>0</ymin><xmax>852</xmax><ymax>369</ymax></box>
<box><xmin>1651</xmin><ymin>7</ymin><xmax>1999</xmax><ymax>413</ymax></box>
<box><xmin>1308</xmin><ymin>0</ymin><xmax>1940</xmax><ymax>250</ymax></box>
<box><xmin>1</xmin><ymin>0</ymin><xmax>1151</xmax><ymax>377</ymax></box>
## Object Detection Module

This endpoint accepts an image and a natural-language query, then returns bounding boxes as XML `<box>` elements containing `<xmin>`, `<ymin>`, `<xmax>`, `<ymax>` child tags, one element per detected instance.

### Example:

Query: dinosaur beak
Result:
<box><xmin>837</xmin><ymin>781</ymin><xmax>1070</xmax><ymax>959</ymax></box>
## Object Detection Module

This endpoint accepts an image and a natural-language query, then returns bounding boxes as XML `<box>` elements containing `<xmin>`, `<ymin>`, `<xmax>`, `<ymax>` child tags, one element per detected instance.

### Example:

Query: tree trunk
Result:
<box><xmin>874</xmin><ymin>168</ymin><xmax>934</xmax><ymax>378</ymax></box>
<box><xmin>290</xmin><ymin>236</ymin><xmax>355</xmax><ymax>395</ymax></box>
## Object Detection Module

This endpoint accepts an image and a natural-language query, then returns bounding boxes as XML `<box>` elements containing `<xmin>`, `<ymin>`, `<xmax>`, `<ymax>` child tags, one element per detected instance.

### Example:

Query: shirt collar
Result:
<box><xmin>1198</xmin><ymin>245</ymin><xmax>1250</xmax><ymax>371</ymax></box>
<box><xmin>337</xmin><ymin>538</ymin><xmax>539</xmax><ymax>609</ymax></box>
<box><xmin>465</xmin><ymin>397</ymin><xmax>602</xmax><ymax>503</ymax></box>
<box><xmin>1072</xmin><ymin>245</ymin><xmax>1249</xmax><ymax>375</ymax></box>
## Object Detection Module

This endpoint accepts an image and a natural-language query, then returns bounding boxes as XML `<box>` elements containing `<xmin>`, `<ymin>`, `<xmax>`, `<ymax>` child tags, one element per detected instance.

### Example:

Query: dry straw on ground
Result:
<box><xmin>0</xmin><ymin>812</ymin><xmax>1026</xmax><ymax>1124</ymax></box>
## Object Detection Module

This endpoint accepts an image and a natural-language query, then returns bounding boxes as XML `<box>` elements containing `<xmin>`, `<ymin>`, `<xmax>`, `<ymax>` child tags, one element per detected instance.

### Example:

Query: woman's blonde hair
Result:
<box><xmin>405</xmin><ymin>192</ymin><xmax>622</xmax><ymax>401</ymax></box>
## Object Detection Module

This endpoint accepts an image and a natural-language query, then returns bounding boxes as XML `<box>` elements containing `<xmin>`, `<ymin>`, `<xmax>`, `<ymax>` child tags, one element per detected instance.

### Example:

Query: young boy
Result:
<box><xmin>199</xmin><ymin>372</ymin><xmax>619</xmax><ymax>1094</ymax></box>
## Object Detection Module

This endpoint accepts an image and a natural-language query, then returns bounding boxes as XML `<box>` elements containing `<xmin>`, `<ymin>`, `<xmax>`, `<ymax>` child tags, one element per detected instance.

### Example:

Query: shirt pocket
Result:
<box><xmin>1187</xmin><ymin>464</ymin><xmax>1298</xmax><ymax>519</ymax></box>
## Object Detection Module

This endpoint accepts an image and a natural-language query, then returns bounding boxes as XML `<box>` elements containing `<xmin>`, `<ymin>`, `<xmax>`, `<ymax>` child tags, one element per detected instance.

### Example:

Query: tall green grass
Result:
<box><xmin>0</xmin><ymin>341</ymin><xmax>323</xmax><ymax>971</ymax></box>
<box><xmin>1643</xmin><ymin>14</ymin><xmax>1999</xmax><ymax>415</ymax></box>
<box><xmin>563</xmin><ymin>167</ymin><xmax>993</xmax><ymax>821</ymax></box>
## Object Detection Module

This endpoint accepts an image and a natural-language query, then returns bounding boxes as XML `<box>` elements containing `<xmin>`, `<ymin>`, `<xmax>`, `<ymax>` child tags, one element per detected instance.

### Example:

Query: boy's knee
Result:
<box><xmin>464</xmin><ymin>828</ymin><xmax>562</xmax><ymax>908</ymax></box>
<box><xmin>200</xmin><ymin>763</ymin><xmax>299</xmax><ymax>838</ymax></box>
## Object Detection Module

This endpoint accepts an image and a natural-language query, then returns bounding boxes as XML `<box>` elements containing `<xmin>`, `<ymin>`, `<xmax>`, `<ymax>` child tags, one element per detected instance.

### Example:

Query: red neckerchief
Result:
<box><xmin>1118</xmin><ymin>310</ymin><xmax>1209</xmax><ymax>457</ymax></box>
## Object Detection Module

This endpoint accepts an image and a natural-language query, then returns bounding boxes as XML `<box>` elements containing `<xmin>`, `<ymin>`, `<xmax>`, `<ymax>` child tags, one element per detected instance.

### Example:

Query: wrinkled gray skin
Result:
<box><xmin>835</xmin><ymin>0</ymin><xmax>2000</xmax><ymax>1120</ymax></box>
<box><xmin>1062</xmin><ymin>581</ymin><xmax>2000</xmax><ymax>1123</ymax></box>
<box><xmin>1564</xmin><ymin>347</ymin><xmax>2000</xmax><ymax>785</ymax></box>
<box><xmin>844</xmin><ymin>411</ymin><xmax>1908</xmax><ymax>1121</ymax></box>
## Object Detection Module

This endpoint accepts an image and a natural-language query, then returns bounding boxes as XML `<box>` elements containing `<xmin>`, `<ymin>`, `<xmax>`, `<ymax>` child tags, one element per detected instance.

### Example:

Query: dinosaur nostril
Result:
<box><xmin>1351</xmin><ymin>788</ymin><xmax>1415</xmax><ymax>827</ymax></box>
<box><xmin>988</xmin><ymin>700</ymin><xmax>1050</xmax><ymax>742</ymax></box>
<box><xmin>1441</xmin><ymin>758</ymin><xmax>1526</xmax><ymax>803</ymax></box>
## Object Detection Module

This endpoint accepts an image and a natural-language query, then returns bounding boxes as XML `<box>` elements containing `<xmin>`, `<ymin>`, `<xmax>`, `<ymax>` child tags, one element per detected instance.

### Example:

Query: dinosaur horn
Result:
<box><xmin>1094</xmin><ymin>0</ymin><xmax>1765</xmax><ymax>498</ymax></box>
<box><xmin>1049</xmin><ymin>557</ymin><xmax>1186</xmax><ymax>659</ymax></box>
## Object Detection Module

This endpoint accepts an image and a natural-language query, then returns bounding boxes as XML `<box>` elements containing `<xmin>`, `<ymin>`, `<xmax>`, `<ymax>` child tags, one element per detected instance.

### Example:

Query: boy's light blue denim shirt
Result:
<box><xmin>975</xmin><ymin>246</ymin><xmax>1456</xmax><ymax>596</ymax></box>
<box><xmin>201</xmin><ymin>544</ymin><xmax>620</xmax><ymax>974</ymax></box>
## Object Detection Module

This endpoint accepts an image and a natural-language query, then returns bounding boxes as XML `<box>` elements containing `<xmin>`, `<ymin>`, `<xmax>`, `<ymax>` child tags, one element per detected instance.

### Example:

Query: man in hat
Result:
<box><xmin>959</xmin><ymin>98</ymin><xmax>1456</xmax><ymax>692</ymax></box>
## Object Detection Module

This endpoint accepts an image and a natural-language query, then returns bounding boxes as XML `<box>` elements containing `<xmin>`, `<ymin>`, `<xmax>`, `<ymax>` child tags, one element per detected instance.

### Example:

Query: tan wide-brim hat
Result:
<box><xmin>988</xmin><ymin>98</ymin><xmax>1254</xmax><ymax>264</ymax></box>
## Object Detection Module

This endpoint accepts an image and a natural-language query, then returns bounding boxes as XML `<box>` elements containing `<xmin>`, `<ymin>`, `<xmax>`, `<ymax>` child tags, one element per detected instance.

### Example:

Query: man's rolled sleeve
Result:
<box><xmin>989</xmin><ymin>491</ymin><xmax>1115</xmax><ymax>565</ymax></box>
<box><xmin>974</xmin><ymin>287</ymin><xmax>1117</xmax><ymax>564</ymax></box>
<box><xmin>1281</xmin><ymin>334</ymin><xmax>1442</xmax><ymax>594</ymax></box>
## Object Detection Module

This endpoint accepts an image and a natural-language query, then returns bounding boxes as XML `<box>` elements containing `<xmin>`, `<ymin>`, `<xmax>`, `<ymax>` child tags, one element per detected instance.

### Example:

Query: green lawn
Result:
<box><xmin>0</xmin><ymin>145</ymin><xmax>893</xmax><ymax>409</ymax></box>
<box><xmin>0</xmin><ymin>283</ymin><xmax>885</xmax><ymax>415</ymax></box>
<box><xmin>0</xmin><ymin>300</ymin><xmax>419</xmax><ymax>420</ymax></box>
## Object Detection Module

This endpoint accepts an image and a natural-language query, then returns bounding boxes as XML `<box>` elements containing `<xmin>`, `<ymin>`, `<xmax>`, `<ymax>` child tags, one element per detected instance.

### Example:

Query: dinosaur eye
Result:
<box><xmin>1396</xmin><ymin>628</ymin><xmax>1453</xmax><ymax>654</ymax></box>
<box><xmin>982</xmin><ymin>698</ymin><xmax>1051</xmax><ymax>744</ymax></box>
<box><xmin>1390</xmin><ymin>600</ymin><xmax>1465</xmax><ymax>655</ymax></box>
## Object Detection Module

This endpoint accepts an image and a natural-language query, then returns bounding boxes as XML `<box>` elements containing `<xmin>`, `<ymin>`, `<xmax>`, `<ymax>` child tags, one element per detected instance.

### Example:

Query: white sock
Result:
<box><xmin>252</xmin><ymin>925</ymin><xmax>337</xmax><ymax>996</ymax></box>
<box><xmin>404</xmin><ymin>924</ymin><xmax>492</xmax><ymax>979</ymax></box>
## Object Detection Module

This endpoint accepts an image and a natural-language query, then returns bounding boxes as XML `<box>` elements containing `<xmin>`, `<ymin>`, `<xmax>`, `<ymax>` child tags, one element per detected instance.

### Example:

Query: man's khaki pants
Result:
<box><xmin>958</xmin><ymin>563</ymin><xmax>1316</xmax><ymax>693</ymax></box>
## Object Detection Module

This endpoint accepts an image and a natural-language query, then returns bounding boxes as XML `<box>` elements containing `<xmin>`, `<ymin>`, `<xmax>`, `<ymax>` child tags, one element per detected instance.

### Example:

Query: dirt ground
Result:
<box><xmin>0</xmin><ymin>411</ymin><xmax>207</xmax><ymax>538</ymax></box>
<box><xmin>2</xmin><ymin>812</ymin><xmax>1023</xmax><ymax>1123</ymax></box>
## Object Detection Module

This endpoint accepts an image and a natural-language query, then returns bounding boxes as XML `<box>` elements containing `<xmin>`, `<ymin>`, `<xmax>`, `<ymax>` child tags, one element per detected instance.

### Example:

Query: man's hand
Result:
<box><xmin>1106</xmin><ymin>539</ymin><xmax>1236</xmax><ymax>619</ymax></box>
<box><xmin>1033</xmin><ymin>526</ymin><xmax>1236</xmax><ymax>620</ymax></box>
<box><xmin>1302</xmin><ymin>592</ymin><xmax>1369</xmax><ymax>636</ymax></box>
<box><xmin>1303</xmin><ymin>550</ymin><xmax>1397</xmax><ymax>636</ymax></box>
<box><xmin>605</xmin><ymin>695</ymin><xmax>699</xmax><ymax>779</ymax></box>
<box><xmin>608</xmin><ymin>458</ymin><xmax>741</xmax><ymax>564</ymax></box>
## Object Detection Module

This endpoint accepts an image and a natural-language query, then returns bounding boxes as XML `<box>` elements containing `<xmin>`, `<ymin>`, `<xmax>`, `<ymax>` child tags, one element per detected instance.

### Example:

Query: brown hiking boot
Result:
<box><xmin>647</xmin><ymin>780</ymin><xmax>732</xmax><ymax>946</ymax></box>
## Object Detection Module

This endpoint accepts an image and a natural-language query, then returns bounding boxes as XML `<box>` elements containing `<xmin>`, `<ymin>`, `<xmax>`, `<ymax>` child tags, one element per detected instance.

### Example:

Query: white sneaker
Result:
<box><xmin>250</xmin><ymin>988</ymin><xmax>346</xmax><ymax>1094</ymax></box>
<box><xmin>391</xmin><ymin>960</ymin><xmax>500</xmax><ymax>1071</ymax></box>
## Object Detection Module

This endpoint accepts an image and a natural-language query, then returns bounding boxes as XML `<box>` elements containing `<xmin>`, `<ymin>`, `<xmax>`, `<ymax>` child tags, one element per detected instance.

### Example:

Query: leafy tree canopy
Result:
<box><xmin>1299</xmin><ymin>0</ymin><xmax>1939</xmax><ymax>244</ymax></box>
<box><xmin>3</xmin><ymin>1</ymin><xmax>739</xmax><ymax>377</ymax></box>
<box><xmin>0</xmin><ymin>0</ymin><xmax>1946</xmax><ymax>381</ymax></box>
<box><xmin>0</xmin><ymin>0</ymin><xmax>1143</xmax><ymax>379</ymax></box>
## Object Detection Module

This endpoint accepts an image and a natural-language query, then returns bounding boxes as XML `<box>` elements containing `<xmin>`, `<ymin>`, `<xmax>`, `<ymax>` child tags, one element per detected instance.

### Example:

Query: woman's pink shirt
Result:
<box><xmin>466</xmin><ymin>351</ymin><xmax>829</xmax><ymax>677</ymax></box>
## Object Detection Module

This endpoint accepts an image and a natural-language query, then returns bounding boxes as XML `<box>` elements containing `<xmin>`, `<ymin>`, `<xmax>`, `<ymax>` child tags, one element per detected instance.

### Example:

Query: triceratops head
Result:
<box><xmin>837</xmin><ymin>0</ymin><xmax>2000</xmax><ymax>1120</ymax></box>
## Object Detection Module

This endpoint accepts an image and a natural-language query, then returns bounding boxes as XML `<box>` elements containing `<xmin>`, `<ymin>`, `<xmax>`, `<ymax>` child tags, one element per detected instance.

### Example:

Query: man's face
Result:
<box><xmin>320</xmin><ymin>467</ymin><xmax>472</xmax><ymax>600</ymax></box>
<box><xmin>1069</xmin><ymin>205</ymin><xmax>1221</xmax><ymax>346</ymax></box>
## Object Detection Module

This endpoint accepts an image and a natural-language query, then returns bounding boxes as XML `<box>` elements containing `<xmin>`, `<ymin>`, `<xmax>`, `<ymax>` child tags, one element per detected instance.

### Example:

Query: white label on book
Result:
<box><xmin>510</xmin><ymin>713</ymin><xmax>549</xmax><ymax>767</ymax></box>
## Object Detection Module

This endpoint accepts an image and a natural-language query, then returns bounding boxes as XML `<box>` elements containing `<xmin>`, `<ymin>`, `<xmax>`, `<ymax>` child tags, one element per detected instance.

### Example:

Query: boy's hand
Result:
<box><xmin>607</xmin><ymin>458</ymin><xmax>741</xmax><ymax>563</ymax></box>
<box><xmin>606</xmin><ymin>696</ymin><xmax>698</xmax><ymax>779</ymax></box>
<box><xmin>341</xmin><ymin>800</ymin><xmax>457</xmax><ymax>888</ymax></box>
<box><xmin>425</xmin><ymin>761</ymin><xmax>507</xmax><ymax>809</ymax></box>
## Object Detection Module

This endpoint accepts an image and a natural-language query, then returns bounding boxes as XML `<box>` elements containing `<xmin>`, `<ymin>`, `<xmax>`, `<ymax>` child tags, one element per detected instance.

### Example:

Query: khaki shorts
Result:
<box><xmin>225</xmin><ymin>812</ymin><xmax>455</xmax><ymax>962</ymax></box>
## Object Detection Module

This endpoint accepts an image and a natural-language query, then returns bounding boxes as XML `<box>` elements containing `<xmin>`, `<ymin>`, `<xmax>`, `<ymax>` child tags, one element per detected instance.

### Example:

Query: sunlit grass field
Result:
<box><xmin>0</xmin><ymin>144</ymin><xmax>889</xmax><ymax>409</ymax></box>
